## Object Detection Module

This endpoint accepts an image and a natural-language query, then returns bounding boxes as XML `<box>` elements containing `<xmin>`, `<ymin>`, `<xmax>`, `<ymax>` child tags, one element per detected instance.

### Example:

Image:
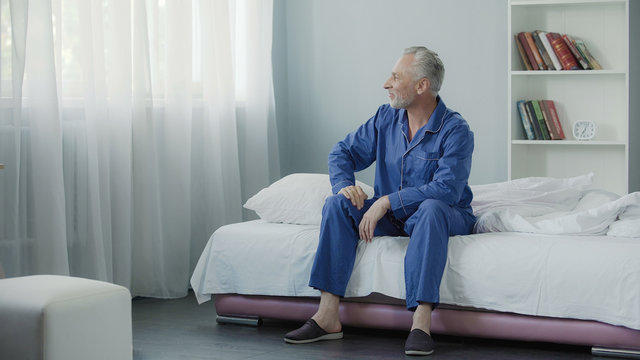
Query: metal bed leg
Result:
<box><xmin>592</xmin><ymin>347</ymin><xmax>640</xmax><ymax>359</ymax></box>
<box><xmin>216</xmin><ymin>315</ymin><xmax>263</xmax><ymax>327</ymax></box>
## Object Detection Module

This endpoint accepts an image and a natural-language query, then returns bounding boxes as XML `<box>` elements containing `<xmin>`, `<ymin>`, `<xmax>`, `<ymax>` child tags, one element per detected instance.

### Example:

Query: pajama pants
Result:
<box><xmin>309</xmin><ymin>194</ymin><xmax>476</xmax><ymax>310</ymax></box>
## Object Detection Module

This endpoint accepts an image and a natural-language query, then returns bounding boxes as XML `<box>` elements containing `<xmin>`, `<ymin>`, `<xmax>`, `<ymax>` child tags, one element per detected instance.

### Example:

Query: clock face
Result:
<box><xmin>572</xmin><ymin>121</ymin><xmax>596</xmax><ymax>140</ymax></box>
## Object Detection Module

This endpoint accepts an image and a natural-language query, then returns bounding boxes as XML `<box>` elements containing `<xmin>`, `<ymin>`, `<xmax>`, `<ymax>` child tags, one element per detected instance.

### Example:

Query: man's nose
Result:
<box><xmin>383</xmin><ymin>77</ymin><xmax>391</xmax><ymax>89</ymax></box>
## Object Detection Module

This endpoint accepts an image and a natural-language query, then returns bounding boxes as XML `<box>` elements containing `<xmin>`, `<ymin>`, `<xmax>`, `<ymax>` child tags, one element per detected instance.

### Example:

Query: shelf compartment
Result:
<box><xmin>510</xmin><ymin>75</ymin><xmax>626</xmax><ymax>142</ymax></box>
<box><xmin>510</xmin><ymin>1</ymin><xmax>626</xmax><ymax>71</ymax></box>
<box><xmin>511</xmin><ymin>0</ymin><xmax>625</xmax><ymax>6</ymax></box>
<box><xmin>511</xmin><ymin>70</ymin><xmax>626</xmax><ymax>76</ymax></box>
<box><xmin>512</xmin><ymin>140</ymin><xmax>626</xmax><ymax>145</ymax></box>
<box><xmin>510</xmin><ymin>144</ymin><xmax>627</xmax><ymax>194</ymax></box>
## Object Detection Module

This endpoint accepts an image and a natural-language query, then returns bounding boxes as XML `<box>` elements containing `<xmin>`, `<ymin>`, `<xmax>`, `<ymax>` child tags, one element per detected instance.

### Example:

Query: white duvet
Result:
<box><xmin>472</xmin><ymin>174</ymin><xmax>640</xmax><ymax>237</ymax></box>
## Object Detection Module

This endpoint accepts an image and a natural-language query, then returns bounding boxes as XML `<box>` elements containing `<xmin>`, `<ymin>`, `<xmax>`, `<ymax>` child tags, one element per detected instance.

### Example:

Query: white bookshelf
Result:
<box><xmin>507</xmin><ymin>0</ymin><xmax>630</xmax><ymax>195</ymax></box>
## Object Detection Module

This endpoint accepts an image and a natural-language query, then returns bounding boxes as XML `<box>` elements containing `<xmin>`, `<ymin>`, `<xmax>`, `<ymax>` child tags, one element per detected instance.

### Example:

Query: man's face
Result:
<box><xmin>383</xmin><ymin>54</ymin><xmax>417</xmax><ymax>109</ymax></box>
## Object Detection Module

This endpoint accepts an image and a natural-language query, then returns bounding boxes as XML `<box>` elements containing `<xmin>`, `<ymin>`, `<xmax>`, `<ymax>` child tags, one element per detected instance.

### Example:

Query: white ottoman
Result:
<box><xmin>0</xmin><ymin>275</ymin><xmax>132</xmax><ymax>360</ymax></box>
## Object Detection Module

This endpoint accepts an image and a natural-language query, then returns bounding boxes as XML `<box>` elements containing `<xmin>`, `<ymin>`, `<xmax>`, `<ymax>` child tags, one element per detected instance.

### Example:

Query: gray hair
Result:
<box><xmin>403</xmin><ymin>46</ymin><xmax>444</xmax><ymax>96</ymax></box>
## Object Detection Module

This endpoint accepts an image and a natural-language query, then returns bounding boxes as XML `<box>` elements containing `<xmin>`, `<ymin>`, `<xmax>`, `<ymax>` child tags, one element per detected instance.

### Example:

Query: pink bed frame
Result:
<box><xmin>215</xmin><ymin>294</ymin><xmax>640</xmax><ymax>358</ymax></box>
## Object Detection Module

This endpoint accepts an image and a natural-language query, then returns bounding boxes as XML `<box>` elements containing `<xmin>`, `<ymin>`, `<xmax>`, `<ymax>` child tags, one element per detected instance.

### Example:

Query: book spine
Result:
<box><xmin>547</xmin><ymin>32</ymin><xmax>579</xmax><ymax>70</ymax></box>
<box><xmin>538</xmin><ymin>31</ymin><xmax>562</xmax><ymax>71</ymax></box>
<box><xmin>524</xmin><ymin>32</ymin><xmax>546</xmax><ymax>70</ymax></box>
<box><xmin>525</xmin><ymin>101</ymin><xmax>543</xmax><ymax>139</ymax></box>
<box><xmin>517</xmin><ymin>32</ymin><xmax>539</xmax><ymax>70</ymax></box>
<box><xmin>562</xmin><ymin>34</ymin><xmax>590</xmax><ymax>70</ymax></box>
<box><xmin>538</xmin><ymin>100</ymin><xmax>558</xmax><ymax>140</ymax></box>
<box><xmin>517</xmin><ymin>100</ymin><xmax>535</xmax><ymax>140</ymax></box>
<box><xmin>543</xmin><ymin>100</ymin><xmax>565</xmax><ymax>139</ymax></box>
<box><xmin>514</xmin><ymin>35</ymin><xmax>533</xmax><ymax>70</ymax></box>
<box><xmin>531</xmin><ymin>100</ymin><xmax>550</xmax><ymax>140</ymax></box>
<box><xmin>532</xmin><ymin>31</ymin><xmax>555</xmax><ymax>70</ymax></box>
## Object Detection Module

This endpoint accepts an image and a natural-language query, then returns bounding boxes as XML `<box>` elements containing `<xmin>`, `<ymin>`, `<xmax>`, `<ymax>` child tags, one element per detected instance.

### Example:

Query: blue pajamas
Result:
<box><xmin>313</xmin><ymin>97</ymin><xmax>476</xmax><ymax>311</ymax></box>
<box><xmin>309</xmin><ymin>195</ymin><xmax>475</xmax><ymax>310</ymax></box>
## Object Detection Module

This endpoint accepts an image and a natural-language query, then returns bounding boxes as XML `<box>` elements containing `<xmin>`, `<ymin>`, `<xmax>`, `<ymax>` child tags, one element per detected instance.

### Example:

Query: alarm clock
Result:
<box><xmin>572</xmin><ymin>120</ymin><xmax>596</xmax><ymax>140</ymax></box>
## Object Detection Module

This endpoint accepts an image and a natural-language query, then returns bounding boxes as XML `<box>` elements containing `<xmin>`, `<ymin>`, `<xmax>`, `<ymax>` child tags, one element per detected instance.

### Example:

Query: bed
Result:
<box><xmin>190</xmin><ymin>173</ymin><xmax>640</xmax><ymax>358</ymax></box>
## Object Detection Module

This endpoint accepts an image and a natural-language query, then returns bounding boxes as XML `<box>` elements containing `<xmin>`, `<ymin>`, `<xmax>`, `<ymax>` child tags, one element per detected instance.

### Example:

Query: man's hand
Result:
<box><xmin>338</xmin><ymin>185</ymin><xmax>368</xmax><ymax>210</ymax></box>
<box><xmin>359</xmin><ymin>196</ymin><xmax>390</xmax><ymax>242</ymax></box>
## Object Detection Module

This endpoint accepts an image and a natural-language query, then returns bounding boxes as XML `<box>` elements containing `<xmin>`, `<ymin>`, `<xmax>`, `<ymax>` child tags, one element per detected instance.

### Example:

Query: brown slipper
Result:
<box><xmin>284</xmin><ymin>319</ymin><xmax>343</xmax><ymax>344</ymax></box>
<box><xmin>404</xmin><ymin>328</ymin><xmax>435</xmax><ymax>356</ymax></box>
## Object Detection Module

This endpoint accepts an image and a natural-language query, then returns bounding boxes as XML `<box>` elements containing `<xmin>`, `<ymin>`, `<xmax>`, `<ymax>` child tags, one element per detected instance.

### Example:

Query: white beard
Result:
<box><xmin>389</xmin><ymin>93</ymin><xmax>414</xmax><ymax>109</ymax></box>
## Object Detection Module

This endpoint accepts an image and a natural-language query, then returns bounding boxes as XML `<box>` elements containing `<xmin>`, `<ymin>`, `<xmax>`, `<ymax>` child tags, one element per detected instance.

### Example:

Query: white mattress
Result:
<box><xmin>190</xmin><ymin>220</ymin><xmax>640</xmax><ymax>330</ymax></box>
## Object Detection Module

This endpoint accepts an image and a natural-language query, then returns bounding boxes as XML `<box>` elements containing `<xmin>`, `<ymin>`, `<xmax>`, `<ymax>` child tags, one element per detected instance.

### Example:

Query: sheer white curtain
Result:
<box><xmin>0</xmin><ymin>0</ymin><xmax>278</xmax><ymax>298</ymax></box>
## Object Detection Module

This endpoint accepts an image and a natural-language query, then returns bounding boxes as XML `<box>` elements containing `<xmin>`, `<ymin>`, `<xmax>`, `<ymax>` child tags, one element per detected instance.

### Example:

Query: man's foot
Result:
<box><xmin>404</xmin><ymin>328</ymin><xmax>434</xmax><ymax>356</ymax></box>
<box><xmin>284</xmin><ymin>319</ymin><xmax>344</xmax><ymax>344</ymax></box>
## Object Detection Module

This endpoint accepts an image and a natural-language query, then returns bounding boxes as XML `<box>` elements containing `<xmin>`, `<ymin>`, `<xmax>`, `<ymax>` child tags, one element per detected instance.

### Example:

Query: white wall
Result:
<box><xmin>273</xmin><ymin>0</ymin><xmax>508</xmax><ymax>186</ymax></box>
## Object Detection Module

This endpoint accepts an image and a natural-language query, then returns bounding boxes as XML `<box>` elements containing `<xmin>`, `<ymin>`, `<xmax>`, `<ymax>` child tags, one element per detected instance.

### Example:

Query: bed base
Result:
<box><xmin>214</xmin><ymin>294</ymin><xmax>640</xmax><ymax>359</ymax></box>
<box><xmin>214</xmin><ymin>315</ymin><xmax>640</xmax><ymax>358</ymax></box>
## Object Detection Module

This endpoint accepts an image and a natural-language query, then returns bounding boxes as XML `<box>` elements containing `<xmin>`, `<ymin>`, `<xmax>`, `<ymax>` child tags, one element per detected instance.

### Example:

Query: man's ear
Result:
<box><xmin>416</xmin><ymin>78</ymin><xmax>430</xmax><ymax>95</ymax></box>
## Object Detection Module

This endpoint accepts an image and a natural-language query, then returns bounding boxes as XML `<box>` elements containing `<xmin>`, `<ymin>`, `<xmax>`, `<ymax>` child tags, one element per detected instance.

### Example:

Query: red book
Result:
<box><xmin>542</xmin><ymin>100</ymin><xmax>565</xmax><ymax>139</ymax></box>
<box><xmin>539</xmin><ymin>100</ymin><xmax>558</xmax><ymax>140</ymax></box>
<box><xmin>517</xmin><ymin>32</ymin><xmax>539</xmax><ymax>70</ymax></box>
<box><xmin>546</xmin><ymin>32</ymin><xmax>579</xmax><ymax>70</ymax></box>
<box><xmin>514</xmin><ymin>35</ymin><xmax>533</xmax><ymax>70</ymax></box>
<box><xmin>524</xmin><ymin>32</ymin><xmax>547</xmax><ymax>70</ymax></box>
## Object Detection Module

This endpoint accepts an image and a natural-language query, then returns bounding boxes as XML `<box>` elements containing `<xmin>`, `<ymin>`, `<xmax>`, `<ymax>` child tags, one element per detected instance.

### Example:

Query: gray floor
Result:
<box><xmin>132</xmin><ymin>292</ymin><xmax>600</xmax><ymax>360</ymax></box>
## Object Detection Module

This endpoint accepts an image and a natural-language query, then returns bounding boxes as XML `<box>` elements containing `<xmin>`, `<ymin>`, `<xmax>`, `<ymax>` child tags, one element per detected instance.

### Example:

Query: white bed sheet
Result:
<box><xmin>190</xmin><ymin>220</ymin><xmax>640</xmax><ymax>330</ymax></box>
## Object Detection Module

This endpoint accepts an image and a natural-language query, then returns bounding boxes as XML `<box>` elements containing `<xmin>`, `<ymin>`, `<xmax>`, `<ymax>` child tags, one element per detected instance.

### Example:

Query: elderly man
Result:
<box><xmin>284</xmin><ymin>46</ymin><xmax>476</xmax><ymax>356</ymax></box>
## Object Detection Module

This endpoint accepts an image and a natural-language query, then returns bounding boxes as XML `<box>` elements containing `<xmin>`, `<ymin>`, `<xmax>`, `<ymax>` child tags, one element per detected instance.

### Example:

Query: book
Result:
<box><xmin>546</xmin><ymin>32</ymin><xmax>579</xmax><ymax>70</ymax></box>
<box><xmin>524</xmin><ymin>32</ymin><xmax>547</xmax><ymax>70</ymax></box>
<box><xmin>537</xmin><ymin>100</ymin><xmax>556</xmax><ymax>140</ymax></box>
<box><xmin>532</xmin><ymin>31</ymin><xmax>556</xmax><ymax>70</ymax></box>
<box><xmin>517</xmin><ymin>32</ymin><xmax>539</xmax><ymax>70</ymax></box>
<box><xmin>537</xmin><ymin>30</ymin><xmax>562</xmax><ymax>71</ymax></box>
<box><xmin>562</xmin><ymin>34</ymin><xmax>590</xmax><ymax>70</ymax></box>
<box><xmin>514</xmin><ymin>35</ymin><xmax>533</xmax><ymax>70</ymax></box>
<box><xmin>531</xmin><ymin>100</ymin><xmax>551</xmax><ymax>140</ymax></box>
<box><xmin>525</xmin><ymin>101</ymin><xmax>543</xmax><ymax>139</ymax></box>
<box><xmin>542</xmin><ymin>100</ymin><xmax>566</xmax><ymax>139</ymax></box>
<box><xmin>574</xmin><ymin>39</ymin><xmax>602</xmax><ymax>70</ymax></box>
<box><xmin>538</xmin><ymin>100</ymin><xmax>559</xmax><ymax>140</ymax></box>
<box><xmin>517</xmin><ymin>100</ymin><xmax>535</xmax><ymax>140</ymax></box>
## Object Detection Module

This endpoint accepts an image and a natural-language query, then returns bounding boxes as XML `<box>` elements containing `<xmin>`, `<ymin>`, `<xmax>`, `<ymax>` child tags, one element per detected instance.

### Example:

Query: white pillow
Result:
<box><xmin>244</xmin><ymin>173</ymin><xmax>375</xmax><ymax>225</ymax></box>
